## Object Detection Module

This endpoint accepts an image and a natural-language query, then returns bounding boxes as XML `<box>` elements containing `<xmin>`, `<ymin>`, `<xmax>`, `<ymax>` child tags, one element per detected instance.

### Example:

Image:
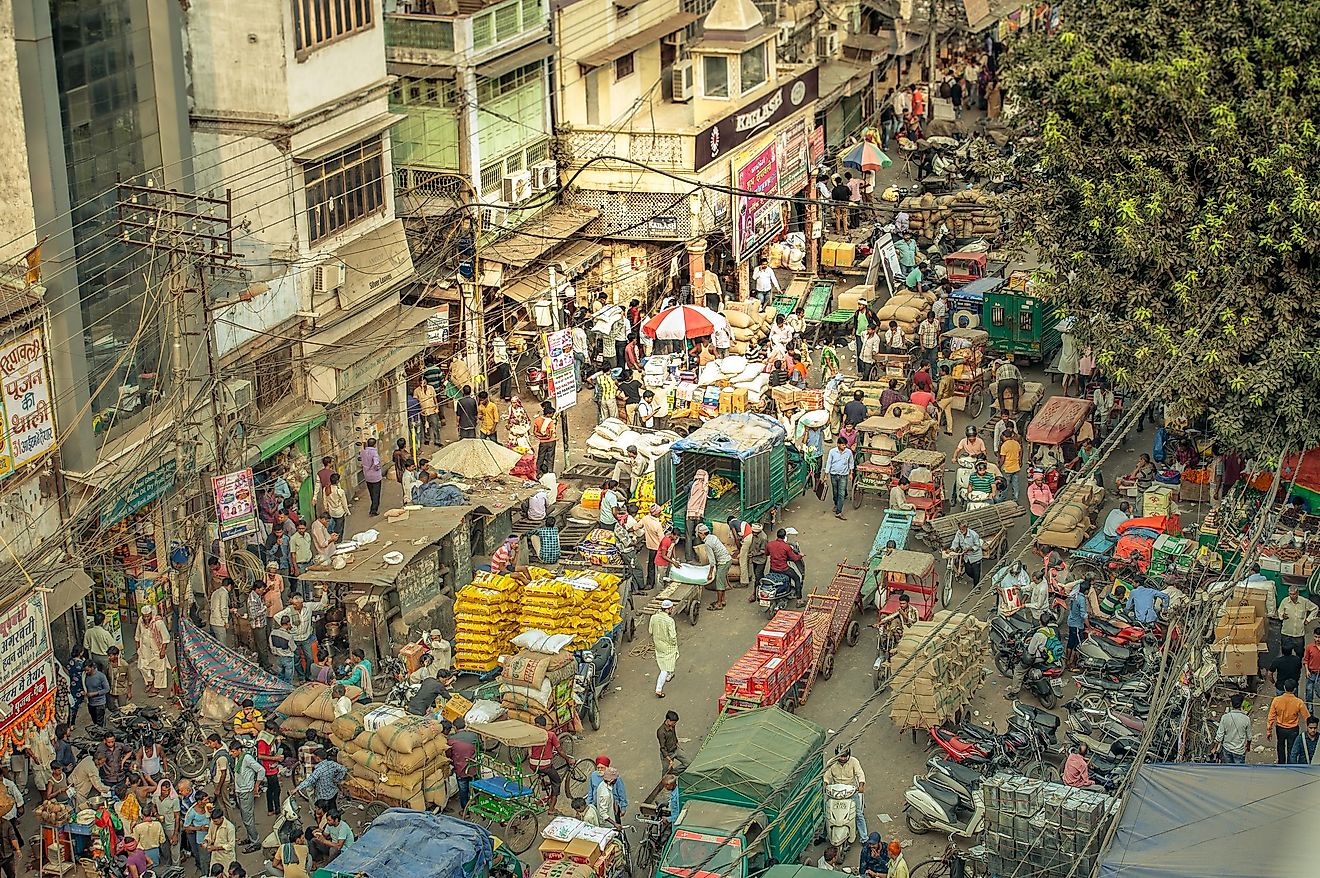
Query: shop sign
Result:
<box><xmin>777</xmin><ymin>118</ymin><xmax>810</xmax><ymax>197</ymax></box>
<box><xmin>212</xmin><ymin>468</ymin><xmax>258</xmax><ymax>541</ymax></box>
<box><xmin>0</xmin><ymin>329</ymin><xmax>57</xmax><ymax>482</ymax></box>
<box><xmin>695</xmin><ymin>67</ymin><xmax>820</xmax><ymax>170</ymax></box>
<box><xmin>808</xmin><ymin>126</ymin><xmax>826</xmax><ymax>168</ymax></box>
<box><xmin>426</xmin><ymin>305</ymin><xmax>451</xmax><ymax>345</ymax></box>
<box><xmin>0</xmin><ymin>594</ymin><xmax>55</xmax><ymax>750</ymax></box>
<box><xmin>101</xmin><ymin>459</ymin><xmax>178</xmax><ymax>528</ymax></box>
<box><xmin>732</xmin><ymin>143</ymin><xmax>785</xmax><ymax>262</ymax></box>
<box><xmin>543</xmin><ymin>328</ymin><xmax>578</xmax><ymax>411</ymax></box>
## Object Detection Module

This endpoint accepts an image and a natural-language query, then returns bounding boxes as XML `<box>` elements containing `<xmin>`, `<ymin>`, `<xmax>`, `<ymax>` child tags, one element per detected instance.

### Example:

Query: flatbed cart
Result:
<box><xmin>635</xmin><ymin>563</ymin><xmax>709</xmax><ymax>634</ymax></box>
<box><xmin>803</xmin><ymin>278</ymin><xmax>838</xmax><ymax>339</ymax></box>
<box><xmin>796</xmin><ymin>562</ymin><xmax>867</xmax><ymax>705</ymax></box>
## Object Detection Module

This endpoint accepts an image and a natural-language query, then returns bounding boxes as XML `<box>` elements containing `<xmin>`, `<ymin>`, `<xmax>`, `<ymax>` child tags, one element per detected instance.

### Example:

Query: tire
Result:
<box><xmin>822</xmin><ymin>653</ymin><xmax>835</xmax><ymax>680</ymax></box>
<box><xmin>940</xmin><ymin>575</ymin><xmax>952</xmax><ymax>607</ymax></box>
<box><xmin>1039</xmin><ymin>687</ymin><xmax>1059</xmax><ymax>710</ymax></box>
<box><xmin>906</xmin><ymin>811</ymin><xmax>932</xmax><ymax>835</ymax></box>
<box><xmin>560</xmin><ymin>734</ymin><xmax>578</xmax><ymax>757</ymax></box>
<box><xmin>1079</xmin><ymin>692</ymin><xmax>1106</xmax><ymax>713</ymax></box>
<box><xmin>846</xmin><ymin>620</ymin><xmax>861</xmax><ymax>647</ymax></box>
<box><xmin>588</xmin><ymin>698</ymin><xmax>601</xmax><ymax>732</ymax></box>
<box><xmin>634</xmin><ymin>839</ymin><xmax>658</xmax><ymax>878</ymax></box>
<box><xmin>363</xmin><ymin>800</ymin><xmax>388</xmax><ymax>823</ymax></box>
<box><xmin>564</xmin><ymin>758</ymin><xmax>593</xmax><ymax>799</ymax></box>
<box><xmin>504</xmin><ymin>811</ymin><xmax>538</xmax><ymax>854</ymax></box>
<box><xmin>1023</xmin><ymin>760</ymin><xmax>1060</xmax><ymax>782</ymax></box>
<box><xmin>688</xmin><ymin>601</ymin><xmax>700</xmax><ymax>626</ymax></box>
<box><xmin>993</xmin><ymin>652</ymin><xmax>1014</xmax><ymax>677</ymax></box>
<box><xmin>176</xmin><ymin>744</ymin><xmax>209</xmax><ymax>780</ymax></box>
<box><xmin>626</xmin><ymin>616</ymin><xmax>637</xmax><ymax>642</ymax></box>
<box><xmin>853</xmin><ymin>486</ymin><xmax>864</xmax><ymax>509</ymax></box>
<box><xmin>969</xmin><ymin>385</ymin><xmax>986</xmax><ymax>419</ymax></box>
<box><xmin>781</xmin><ymin>688</ymin><xmax>799</xmax><ymax>714</ymax></box>
<box><xmin>873</xmin><ymin>665</ymin><xmax>889</xmax><ymax>692</ymax></box>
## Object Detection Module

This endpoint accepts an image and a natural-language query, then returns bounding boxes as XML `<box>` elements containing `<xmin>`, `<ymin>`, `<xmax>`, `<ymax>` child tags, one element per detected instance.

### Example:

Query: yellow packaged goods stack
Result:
<box><xmin>329</xmin><ymin>704</ymin><xmax>452</xmax><ymax>810</ymax></box>
<box><xmin>888</xmin><ymin>611</ymin><xmax>989</xmax><ymax>729</ymax></box>
<box><xmin>454</xmin><ymin>571</ymin><xmax>525</xmax><ymax>672</ymax></box>
<box><xmin>519</xmin><ymin>569</ymin><xmax>623</xmax><ymax>648</ymax></box>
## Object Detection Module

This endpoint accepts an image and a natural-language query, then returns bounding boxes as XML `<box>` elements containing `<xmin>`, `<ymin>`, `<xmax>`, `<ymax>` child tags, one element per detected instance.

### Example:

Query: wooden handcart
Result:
<box><xmin>797</xmin><ymin>562</ymin><xmax>866</xmax><ymax>705</ymax></box>
<box><xmin>637</xmin><ymin>571</ymin><xmax>704</xmax><ymax>629</ymax></box>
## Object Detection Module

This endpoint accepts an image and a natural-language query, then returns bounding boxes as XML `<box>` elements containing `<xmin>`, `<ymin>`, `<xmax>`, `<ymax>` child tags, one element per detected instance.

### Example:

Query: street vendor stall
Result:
<box><xmin>657</xmin><ymin>413</ymin><xmax>808</xmax><ymax>534</ymax></box>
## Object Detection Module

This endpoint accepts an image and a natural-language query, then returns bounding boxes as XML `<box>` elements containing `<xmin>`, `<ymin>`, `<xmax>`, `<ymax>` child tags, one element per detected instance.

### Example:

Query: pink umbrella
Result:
<box><xmin>641</xmin><ymin>304</ymin><xmax>729</xmax><ymax>340</ymax></box>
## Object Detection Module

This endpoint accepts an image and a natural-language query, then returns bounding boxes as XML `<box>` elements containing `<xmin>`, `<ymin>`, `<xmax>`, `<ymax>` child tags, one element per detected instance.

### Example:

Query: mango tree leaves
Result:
<box><xmin>1001</xmin><ymin>0</ymin><xmax>1320</xmax><ymax>455</ymax></box>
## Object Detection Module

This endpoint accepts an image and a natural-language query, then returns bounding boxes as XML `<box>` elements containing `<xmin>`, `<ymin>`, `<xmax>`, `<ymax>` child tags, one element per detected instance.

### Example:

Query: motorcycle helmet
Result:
<box><xmin>835</xmin><ymin>745</ymin><xmax>851</xmax><ymax>760</ymax></box>
<box><xmin>965</xmin><ymin>425</ymin><xmax>978</xmax><ymax>437</ymax></box>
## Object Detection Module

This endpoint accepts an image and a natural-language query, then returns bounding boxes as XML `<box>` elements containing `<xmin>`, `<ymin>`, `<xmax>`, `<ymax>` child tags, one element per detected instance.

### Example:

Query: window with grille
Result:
<box><xmin>480</xmin><ymin>162</ymin><xmax>503</xmax><ymax>195</ymax></box>
<box><xmin>473</xmin><ymin>15</ymin><xmax>494</xmax><ymax>48</ymax></box>
<box><xmin>293</xmin><ymin>0</ymin><xmax>375</xmax><ymax>55</ymax></box>
<box><xmin>393</xmin><ymin>76</ymin><xmax>457</xmax><ymax>107</ymax></box>
<box><xmin>615</xmin><ymin>52</ymin><xmax>635</xmax><ymax>80</ymax></box>
<box><xmin>476</xmin><ymin>62</ymin><xmax>542</xmax><ymax>103</ymax></box>
<box><xmin>494</xmin><ymin>4</ymin><xmax>519</xmax><ymax>41</ymax></box>
<box><xmin>255</xmin><ymin>346</ymin><xmax>295</xmax><ymax>412</ymax></box>
<box><xmin>303</xmin><ymin>137</ymin><xmax>385</xmax><ymax>243</ymax></box>
<box><xmin>472</xmin><ymin>0</ymin><xmax>541</xmax><ymax>51</ymax></box>
<box><xmin>526</xmin><ymin>140</ymin><xmax>549</xmax><ymax>165</ymax></box>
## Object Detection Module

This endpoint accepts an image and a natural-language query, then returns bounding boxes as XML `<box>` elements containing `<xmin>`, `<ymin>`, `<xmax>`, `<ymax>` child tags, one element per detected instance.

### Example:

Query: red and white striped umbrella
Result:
<box><xmin>641</xmin><ymin>304</ymin><xmax>729</xmax><ymax>340</ymax></box>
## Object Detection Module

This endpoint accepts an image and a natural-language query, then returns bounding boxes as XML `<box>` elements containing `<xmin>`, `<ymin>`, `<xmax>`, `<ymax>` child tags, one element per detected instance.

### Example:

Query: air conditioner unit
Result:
<box><xmin>817</xmin><ymin>31</ymin><xmax>839</xmax><ymax>59</ymax></box>
<box><xmin>481</xmin><ymin>202</ymin><xmax>509</xmax><ymax>228</ymax></box>
<box><xmin>672</xmin><ymin>60</ymin><xmax>694</xmax><ymax>102</ymax></box>
<box><xmin>219</xmin><ymin>378</ymin><xmax>253</xmax><ymax>416</ymax></box>
<box><xmin>313</xmin><ymin>261</ymin><xmax>343</xmax><ymax>294</ymax></box>
<box><xmin>501</xmin><ymin>170</ymin><xmax>532</xmax><ymax>204</ymax></box>
<box><xmin>776</xmin><ymin>22</ymin><xmax>794</xmax><ymax>47</ymax></box>
<box><xmin>662</xmin><ymin>29</ymin><xmax>686</xmax><ymax>47</ymax></box>
<box><xmin>530</xmin><ymin>160</ymin><xmax>558</xmax><ymax>192</ymax></box>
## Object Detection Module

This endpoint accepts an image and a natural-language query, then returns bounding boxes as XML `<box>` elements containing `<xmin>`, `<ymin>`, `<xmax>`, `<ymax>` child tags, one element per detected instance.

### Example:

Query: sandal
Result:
<box><xmin>708</xmin><ymin>603</ymin><xmax>720</xmax><ymax>610</ymax></box>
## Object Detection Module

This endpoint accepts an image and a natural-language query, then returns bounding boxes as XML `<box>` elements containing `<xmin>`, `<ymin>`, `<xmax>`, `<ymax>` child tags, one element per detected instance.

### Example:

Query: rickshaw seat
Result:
<box><xmin>472</xmin><ymin>777</ymin><xmax>537</xmax><ymax>799</ymax></box>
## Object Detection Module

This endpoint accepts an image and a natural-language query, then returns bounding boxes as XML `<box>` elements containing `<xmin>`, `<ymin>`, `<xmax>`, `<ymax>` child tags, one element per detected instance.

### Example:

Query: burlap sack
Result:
<box><xmin>278</xmin><ymin>683</ymin><xmax>363</xmax><ymax>721</ymax></box>
<box><xmin>373</xmin><ymin>715</ymin><xmax>446</xmax><ymax>754</ymax></box>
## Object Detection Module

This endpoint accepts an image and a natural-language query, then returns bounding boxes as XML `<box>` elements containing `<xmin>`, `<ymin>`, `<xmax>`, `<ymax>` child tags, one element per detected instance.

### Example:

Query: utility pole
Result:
<box><xmin>927</xmin><ymin>0</ymin><xmax>938</xmax><ymax>93</ymax></box>
<box><xmin>547</xmin><ymin>265</ymin><xmax>571</xmax><ymax>473</ymax></box>
<box><xmin>117</xmin><ymin>183</ymin><xmax>234</xmax><ymax>652</ymax></box>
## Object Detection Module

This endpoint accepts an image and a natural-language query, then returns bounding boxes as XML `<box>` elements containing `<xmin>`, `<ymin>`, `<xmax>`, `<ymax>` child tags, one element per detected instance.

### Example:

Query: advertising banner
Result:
<box><xmin>0</xmin><ymin>329</ymin><xmax>57</xmax><ymax>482</ymax></box>
<box><xmin>777</xmin><ymin>117</ymin><xmax>810</xmax><ymax>196</ymax></box>
<box><xmin>0</xmin><ymin>593</ymin><xmax>55</xmax><ymax>752</ymax></box>
<box><xmin>212</xmin><ymin>469</ymin><xmax>258</xmax><ymax>540</ymax></box>
<box><xmin>543</xmin><ymin>328</ymin><xmax>578</xmax><ymax>411</ymax></box>
<box><xmin>732</xmin><ymin>143</ymin><xmax>785</xmax><ymax>261</ymax></box>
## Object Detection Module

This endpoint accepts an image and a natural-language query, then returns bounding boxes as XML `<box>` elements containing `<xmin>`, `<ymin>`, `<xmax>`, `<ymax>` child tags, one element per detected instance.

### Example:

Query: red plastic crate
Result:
<box><xmin>751</xmin><ymin>654</ymin><xmax>789</xmax><ymax>697</ymax></box>
<box><xmin>757</xmin><ymin>612</ymin><xmax>805</xmax><ymax>653</ymax></box>
<box><xmin>724</xmin><ymin>648</ymin><xmax>772</xmax><ymax>694</ymax></box>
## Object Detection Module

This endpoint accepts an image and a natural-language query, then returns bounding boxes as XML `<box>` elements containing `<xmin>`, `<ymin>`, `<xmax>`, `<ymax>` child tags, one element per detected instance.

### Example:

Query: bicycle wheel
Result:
<box><xmin>910</xmin><ymin>857</ymin><xmax>952</xmax><ymax>878</ymax></box>
<box><xmin>363</xmin><ymin>800</ymin><xmax>388</xmax><ymax>823</ymax></box>
<box><xmin>563</xmin><ymin>758</ymin><xmax>593</xmax><ymax>800</ymax></box>
<box><xmin>633</xmin><ymin>838</ymin><xmax>659</xmax><ymax>878</ymax></box>
<box><xmin>504</xmin><ymin>811</ymin><xmax>539</xmax><ymax>854</ymax></box>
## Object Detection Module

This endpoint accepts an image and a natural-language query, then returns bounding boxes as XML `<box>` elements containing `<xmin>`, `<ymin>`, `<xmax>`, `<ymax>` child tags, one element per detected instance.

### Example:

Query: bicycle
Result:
<box><xmin>631</xmin><ymin>801</ymin><xmax>672</xmax><ymax>877</ymax></box>
<box><xmin>530</xmin><ymin>750</ymin><xmax>595</xmax><ymax>802</ymax></box>
<box><xmin>911</xmin><ymin>842</ymin><xmax>991</xmax><ymax>878</ymax></box>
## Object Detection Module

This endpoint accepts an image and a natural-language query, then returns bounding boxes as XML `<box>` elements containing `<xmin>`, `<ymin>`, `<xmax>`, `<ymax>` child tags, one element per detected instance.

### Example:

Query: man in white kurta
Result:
<box><xmin>649</xmin><ymin>600</ymin><xmax>679</xmax><ymax>697</ymax></box>
<box><xmin>135</xmin><ymin>604</ymin><xmax>172</xmax><ymax>694</ymax></box>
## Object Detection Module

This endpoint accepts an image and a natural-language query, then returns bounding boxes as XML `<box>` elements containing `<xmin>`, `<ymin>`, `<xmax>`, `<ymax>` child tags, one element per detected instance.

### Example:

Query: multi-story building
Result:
<box><xmin>185</xmin><ymin>0</ymin><xmax>426</xmax><ymax>499</ymax></box>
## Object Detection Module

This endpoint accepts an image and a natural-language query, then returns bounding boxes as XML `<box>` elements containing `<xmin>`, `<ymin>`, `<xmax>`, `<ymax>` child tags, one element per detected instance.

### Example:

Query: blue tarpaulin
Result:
<box><xmin>670</xmin><ymin>413</ymin><xmax>786</xmax><ymax>459</ymax></box>
<box><xmin>321</xmin><ymin>809</ymin><xmax>493</xmax><ymax>878</ymax></box>
<box><xmin>1100</xmin><ymin>763</ymin><xmax>1320</xmax><ymax>878</ymax></box>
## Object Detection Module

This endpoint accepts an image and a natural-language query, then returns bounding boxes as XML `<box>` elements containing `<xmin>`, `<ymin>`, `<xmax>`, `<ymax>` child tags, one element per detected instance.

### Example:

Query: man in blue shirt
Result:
<box><xmin>1125</xmin><ymin>584</ymin><xmax>1170</xmax><ymax>625</ymax></box>
<box><xmin>825</xmin><ymin>437</ymin><xmax>855</xmax><ymax>520</ymax></box>
<box><xmin>859</xmin><ymin>832</ymin><xmax>889</xmax><ymax>878</ymax></box>
<box><xmin>1066</xmin><ymin>578</ymin><xmax>1092</xmax><ymax>668</ymax></box>
<box><xmin>950</xmin><ymin>522</ymin><xmax>984</xmax><ymax>587</ymax></box>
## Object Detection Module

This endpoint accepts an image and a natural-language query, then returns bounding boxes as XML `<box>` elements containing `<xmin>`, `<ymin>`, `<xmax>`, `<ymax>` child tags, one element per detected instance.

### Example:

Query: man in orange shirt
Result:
<box><xmin>1266</xmin><ymin>678</ymin><xmax>1309</xmax><ymax>764</ymax></box>
<box><xmin>1303</xmin><ymin>627</ymin><xmax>1320</xmax><ymax>715</ymax></box>
<box><xmin>533</xmin><ymin>401</ymin><xmax>557</xmax><ymax>476</ymax></box>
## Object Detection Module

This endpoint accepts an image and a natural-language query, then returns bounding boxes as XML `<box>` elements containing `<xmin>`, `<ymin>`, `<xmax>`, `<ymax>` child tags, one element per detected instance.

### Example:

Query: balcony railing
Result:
<box><xmin>385</xmin><ymin>14</ymin><xmax>456</xmax><ymax>51</ymax></box>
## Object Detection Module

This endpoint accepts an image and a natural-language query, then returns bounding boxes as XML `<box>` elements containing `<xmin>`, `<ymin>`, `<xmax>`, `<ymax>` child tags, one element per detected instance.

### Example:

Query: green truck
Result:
<box><xmin>658</xmin><ymin>708</ymin><xmax>826</xmax><ymax>878</ymax></box>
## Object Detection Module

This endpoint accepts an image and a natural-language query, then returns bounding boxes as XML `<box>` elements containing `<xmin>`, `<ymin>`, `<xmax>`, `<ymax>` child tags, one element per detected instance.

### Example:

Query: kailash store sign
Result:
<box><xmin>694</xmin><ymin>67</ymin><xmax>820</xmax><ymax>171</ymax></box>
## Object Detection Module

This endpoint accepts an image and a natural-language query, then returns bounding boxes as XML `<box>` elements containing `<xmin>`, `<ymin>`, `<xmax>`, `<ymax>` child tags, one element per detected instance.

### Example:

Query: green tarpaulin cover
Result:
<box><xmin>679</xmin><ymin>708</ymin><xmax>826</xmax><ymax>809</ymax></box>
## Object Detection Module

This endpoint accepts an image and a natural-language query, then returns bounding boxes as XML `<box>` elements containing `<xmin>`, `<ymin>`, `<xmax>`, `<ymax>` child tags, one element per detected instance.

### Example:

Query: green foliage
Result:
<box><xmin>1001</xmin><ymin>0</ymin><xmax>1320</xmax><ymax>454</ymax></box>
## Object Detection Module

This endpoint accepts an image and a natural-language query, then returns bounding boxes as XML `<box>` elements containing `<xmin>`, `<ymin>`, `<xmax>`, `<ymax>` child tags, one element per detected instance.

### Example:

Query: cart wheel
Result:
<box><xmin>504</xmin><ymin>745</ymin><xmax>532</xmax><ymax>766</ymax></box>
<box><xmin>363</xmin><ymin>800</ymin><xmax>388</xmax><ymax>823</ymax></box>
<box><xmin>504</xmin><ymin>811</ymin><xmax>538</xmax><ymax>854</ymax></box>
<box><xmin>625</xmin><ymin>615</ymin><xmax>637</xmax><ymax>642</ymax></box>
<box><xmin>969</xmin><ymin>385</ymin><xmax>986</xmax><ymax>419</ymax></box>
<box><xmin>845</xmin><ymin>620</ymin><xmax>861</xmax><ymax>647</ymax></box>
<box><xmin>780</xmin><ymin>687</ymin><xmax>800</xmax><ymax>714</ymax></box>
<box><xmin>852</xmin><ymin>485</ymin><xmax>864</xmax><ymax>509</ymax></box>
<box><xmin>821</xmin><ymin>653</ymin><xmax>835</xmax><ymax>680</ymax></box>
<box><xmin>687</xmin><ymin>600</ymin><xmax>701</xmax><ymax>626</ymax></box>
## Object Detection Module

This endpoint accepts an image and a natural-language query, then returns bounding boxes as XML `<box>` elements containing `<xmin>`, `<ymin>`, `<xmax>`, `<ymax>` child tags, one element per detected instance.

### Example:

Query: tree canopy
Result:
<box><xmin>1001</xmin><ymin>0</ymin><xmax>1320</xmax><ymax>456</ymax></box>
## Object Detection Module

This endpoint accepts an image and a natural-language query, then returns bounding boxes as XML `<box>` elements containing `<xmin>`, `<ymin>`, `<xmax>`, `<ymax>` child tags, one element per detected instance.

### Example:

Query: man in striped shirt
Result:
<box><xmin>490</xmin><ymin>534</ymin><xmax>520</xmax><ymax>573</ymax></box>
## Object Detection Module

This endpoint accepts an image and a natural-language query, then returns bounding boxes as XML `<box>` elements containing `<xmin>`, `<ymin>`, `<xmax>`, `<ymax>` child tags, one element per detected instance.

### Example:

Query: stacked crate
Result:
<box><xmin>887</xmin><ymin>611</ymin><xmax>989</xmax><ymax>728</ymax></box>
<box><xmin>719</xmin><ymin>612</ymin><xmax>814</xmax><ymax>713</ymax></box>
<box><xmin>1213</xmin><ymin>585</ymin><xmax>1268</xmax><ymax>677</ymax></box>
<box><xmin>982</xmin><ymin>775</ymin><xmax>1117</xmax><ymax>878</ymax></box>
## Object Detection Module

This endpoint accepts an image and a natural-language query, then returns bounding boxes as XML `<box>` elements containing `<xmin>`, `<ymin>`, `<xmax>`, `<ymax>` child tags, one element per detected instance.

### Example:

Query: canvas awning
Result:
<box><xmin>40</xmin><ymin>568</ymin><xmax>94</xmax><ymax>618</ymax></box>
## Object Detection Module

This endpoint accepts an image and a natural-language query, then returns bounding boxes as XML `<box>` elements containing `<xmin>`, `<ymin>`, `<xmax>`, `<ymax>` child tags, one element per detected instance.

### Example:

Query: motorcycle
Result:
<box><xmin>989</xmin><ymin>630</ymin><xmax>1065</xmax><ymax>708</ymax></box>
<box><xmin>379</xmin><ymin>657</ymin><xmax>421</xmax><ymax>710</ymax></box>
<box><xmin>262</xmin><ymin>796</ymin><xmax>300</xmax><ymax>849</ymax></box>
<box><xmin>904</xmin><ymin>767</ymin><xmax>986</xmax><ymax>838</ymax></box>
<box><xmin>1074</xmin><ymin>634</ymin><xmax>1157</xmax><ymax>676</ymax></box>
<box><xmin>825</xmin><ymin>783</ymin><xmax>858</xmax><ymax>848</ymax></box>
<box><xmin>573</xmin><ymin>634</ymin><xmax>618</xmax><ymax>732</ymax></box>
<box><xmin>756</xmin><ymin>531</ymin><xmax>805</xmax><ymax>616</ymax></box>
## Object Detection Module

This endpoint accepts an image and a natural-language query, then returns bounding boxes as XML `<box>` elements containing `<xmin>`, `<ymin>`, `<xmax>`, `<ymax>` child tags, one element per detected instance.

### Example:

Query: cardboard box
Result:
<box><xmin>441</xmin><ymin>694</ymin><xmax>473</xmax><ymax>722</ymax></box>
<box><xmin>771</xmin><ymin>385</ymin><xmax>797</xmax><ymax>407</ymax></box>
<box><xmin>821</xmin><ymin>242</ymin><xmax>840</xmax><ymax>267</ymax></box>
<box><xmin>1214</xmin><ymin>618</ymin><xmax>1264</xmax><ymax>645</ymax></box>
<box><xmin>539</xmin><ymin>837</ymin><xmax>607</xmax><ymax>866</ymax></box>
<box><xmin>1213</xmin><ymin>642</ymin><xmax>1258</xmax><ymax>677</ymax></box>
<box><xmin>399</xmin><ymin>641</ymin><xmax>428</xmax><ymax>673</ymax></box>
<box><xmin>1218</xmin><ymin>606</ymin><xmax>1259</xmax><ymax>625</ymax></box>
<box><xmin>1232</xmin><ymin>585</ymin><xmax>1270</xmax><ymax>618</ymax></box>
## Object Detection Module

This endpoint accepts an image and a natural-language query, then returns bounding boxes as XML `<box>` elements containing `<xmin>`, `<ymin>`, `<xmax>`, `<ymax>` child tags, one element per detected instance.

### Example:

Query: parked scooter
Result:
<box><xmin>990</xmin><ymin>630</ymin><xmax>1065</xmax><ymax>708</ymax></box>
<box><xmin>904</xmin><ymin>767</ymin><xmax>986</xmax><ymax>837</ymax></box>
<box><xmin>757</xmin><ymin>529</ymin><xmax>805</xmax><ymax>616</ymax></box>
<box><xmin>573</xmin><ymin>634</ymin><xmax>618</xmax><ymax>732</ymax></box>
<box><xmin>262</xmin><ymin>796</ymin><xmax>300</xmax><ymax>849</ymax></box>
<box><xmin>825</xmin><ymin>783</ymin><xmax>858</xmax><ymax>849</ymax></box>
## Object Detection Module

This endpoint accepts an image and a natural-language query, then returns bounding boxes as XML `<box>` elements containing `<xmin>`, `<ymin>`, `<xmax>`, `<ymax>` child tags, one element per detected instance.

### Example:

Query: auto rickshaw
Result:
<box><xmin>1025</xmin><ymin>396</ymin><xmax>1094</xmax><ymax>493</ymax></box>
